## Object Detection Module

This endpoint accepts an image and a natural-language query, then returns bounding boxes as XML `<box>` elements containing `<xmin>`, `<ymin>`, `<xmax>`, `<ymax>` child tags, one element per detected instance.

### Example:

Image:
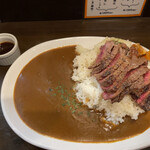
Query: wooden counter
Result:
<box><xmin>0</xmin><ymin>18</ymin><xmax>150</xmax><ymax>150</ymax></box>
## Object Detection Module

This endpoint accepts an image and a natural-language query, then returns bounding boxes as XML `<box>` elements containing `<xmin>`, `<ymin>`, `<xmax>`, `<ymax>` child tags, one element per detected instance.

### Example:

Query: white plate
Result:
<box><xmin>1</xmin><ymin>36</ymin><xmax>150</xmax><ymax>150</ymax></box>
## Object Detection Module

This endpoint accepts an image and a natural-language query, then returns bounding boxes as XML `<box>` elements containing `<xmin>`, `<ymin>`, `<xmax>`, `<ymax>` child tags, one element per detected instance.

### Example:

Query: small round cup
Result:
<box><xmin>0</xmin><ymin>33</ymin><xmax>21</xmax><ymax>66</ymax></box>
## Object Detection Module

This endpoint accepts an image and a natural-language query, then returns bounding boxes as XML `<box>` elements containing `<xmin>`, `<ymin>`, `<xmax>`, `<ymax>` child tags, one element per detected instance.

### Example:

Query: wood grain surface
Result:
<box><xmin>0</xmin><ymin>18</ymin><xmax>150</xmax><ymax>150</ymax></box>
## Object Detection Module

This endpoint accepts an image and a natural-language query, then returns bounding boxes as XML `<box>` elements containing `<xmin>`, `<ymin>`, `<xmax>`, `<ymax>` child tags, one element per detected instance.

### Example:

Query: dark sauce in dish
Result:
<box><xmin>14</xmin><ymin>45</ymin><xmax>150</xmax><ymax>143</ymax></box>
<box><xmin>0</xmin><ymin>42</ymin><xmax>14</xmax><ymax>55</ymax></box>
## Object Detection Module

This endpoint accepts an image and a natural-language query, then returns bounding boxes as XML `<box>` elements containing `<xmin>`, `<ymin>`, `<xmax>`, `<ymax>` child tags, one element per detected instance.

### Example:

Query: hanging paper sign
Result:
<box><xmin>85</xmin><ymin>0</ymin><xmax>147</xmax><ymax>18</ymax></box>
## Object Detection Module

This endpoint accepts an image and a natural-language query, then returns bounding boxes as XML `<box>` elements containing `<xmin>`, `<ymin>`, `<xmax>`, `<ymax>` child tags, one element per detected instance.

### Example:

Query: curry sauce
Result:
<box><xmin>14</xmin><ymin>45</ymin><xmax>150</xmax><ymax>143</ymax></box>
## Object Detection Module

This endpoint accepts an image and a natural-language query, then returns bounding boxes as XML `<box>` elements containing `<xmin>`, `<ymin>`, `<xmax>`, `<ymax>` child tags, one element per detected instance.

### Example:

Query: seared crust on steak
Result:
<box><xmin>90</xmin><ymin>40</ymin><xmax>150</xmax><ymax>110</ymax></box>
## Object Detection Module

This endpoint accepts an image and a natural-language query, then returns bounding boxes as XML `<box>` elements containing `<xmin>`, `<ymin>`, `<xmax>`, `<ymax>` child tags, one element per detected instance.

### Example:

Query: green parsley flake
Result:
<box><xmin>49</xmin><ymin>88</ymin><xmax>53</xmax><ymax>91</ymax></box>
<box><xmin>51</xmin><ymin>83</ymin><xmax>82</xmax><ymax>114</ymax></box>
<box><xmin>62</xmin><ymin>103</ymin><xmax>66</xmax><ymax>106</ymax></box>
<box><xmin>72</xmin><ymin>110</ymin><xmax>76</xmax><ymax>114</ymax></box>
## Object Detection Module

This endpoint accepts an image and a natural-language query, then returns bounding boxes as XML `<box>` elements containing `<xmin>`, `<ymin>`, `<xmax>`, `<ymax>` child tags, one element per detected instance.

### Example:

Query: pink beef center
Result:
<box><xmin>144</xmin><ymin>70</ymin><xmax>150</xmax><ymax>84</ymax></box>
<box><xmin>137</xmin><ymin>91</ymin><xmax>150</xmax><ymax>104</ymax></box>
<box><xmin>95</xmin><ymin>45</ymin><xmax>105</xmax><ymax>63</ymax></box>
<box><xmin>102</xmin><ymin>67</ymin><xmax>142</xmax><ymax>100</ymax></box>
<box><xmin>98</xmin><ymin>53</ymin><xmax>120</xmax><ymax>81</ymax></box>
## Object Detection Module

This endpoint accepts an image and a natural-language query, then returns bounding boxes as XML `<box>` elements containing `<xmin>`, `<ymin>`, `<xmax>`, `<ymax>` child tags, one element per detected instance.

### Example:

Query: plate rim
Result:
<box><xmin>1</xmin><ymin>36</ymin><xmax>150</xmax><ymax>150</ymax></box>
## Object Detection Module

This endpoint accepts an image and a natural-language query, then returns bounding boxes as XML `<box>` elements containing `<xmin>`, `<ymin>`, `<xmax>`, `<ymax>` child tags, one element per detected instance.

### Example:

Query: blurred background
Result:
<box><xmin>1</xmin><ymin>0</ymin><xmax>150</xmax><ymax>22</ymax></box>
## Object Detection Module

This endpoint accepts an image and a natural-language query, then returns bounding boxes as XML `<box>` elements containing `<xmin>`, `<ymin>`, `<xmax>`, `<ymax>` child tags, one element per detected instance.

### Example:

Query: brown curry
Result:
<box><xmin>14</xmin><ymin>45</ymin><xmax>150</xmax><ymax>143</ymax></box>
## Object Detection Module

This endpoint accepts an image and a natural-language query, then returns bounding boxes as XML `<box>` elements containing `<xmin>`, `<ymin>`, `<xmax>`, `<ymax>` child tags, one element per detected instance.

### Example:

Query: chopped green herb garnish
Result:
<box><xmin>78</xmin><ymin>112</ymin><xmax>83</xmax><ymax>115</ymax></box>
<box><xmin>58</xmin><ymin>90</ymin><xmax>61</xmax><ymax>93</ymax></box>
<box><xmin>51</xmin><ymin>83</ymin><xmax>82</xmax><ymax>113</ymax></box>
<box><xmin>63</xmin><ymin>96</ymin><xmax>67</xmax><ymax>100</ymax></box>
<box><xmin>61</xmin><ymin>95</ymin><xmax>64</xmax><ymax>99</ymax></box>
<box><xmin>49</xmin><ymin>88</ymin><xmax>53</xmax><ymax>91</ymax></box>
<box><xmin>87</xmin><ymin>111</ymin><xmax>91</xmax><ymax>117</ymax></box>
<box><xmin>72</xmin><ymin>110</ymin><xmax>76</xmax><ymax>114</ymax></box>
<box><xmin>62</xmin><ymin>103</ymin><xmax>66</xmax><ymax>106</ymax></box>
<box><xmin>61</xmin><ymin>88</ymin><xmax>64</xmax><ymax>94</ymax></box>
<box><xmin>67</xmin><ymin>101</ymin><xmax>70</xmax><ymax>106</ymax></box>
<box><xmin>72</xmin><ymin>99</ymin><xmax>76</xmax><ymax>105</ymax></box>
<box><xmin>74</xmin><ymin>106</ymin><xmax>78</xmax><ymax>110</ymax></box>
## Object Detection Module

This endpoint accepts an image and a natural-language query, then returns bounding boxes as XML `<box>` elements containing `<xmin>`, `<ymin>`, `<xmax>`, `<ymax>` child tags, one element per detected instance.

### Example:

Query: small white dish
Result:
<box><xmin>0</xmin><ymin>33</ymin><xmax>20</xmax><ymax>66</ymax></box>
<box><xmin>1</xmin><ymin>36</ymin><xmax>150</xmax><ymax>150</ymax></box>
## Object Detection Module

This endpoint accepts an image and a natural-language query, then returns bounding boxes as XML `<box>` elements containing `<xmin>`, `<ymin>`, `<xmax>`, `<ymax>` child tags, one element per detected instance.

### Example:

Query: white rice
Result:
<box><xmin>72</xmin><ymin>37</ymin><xmax>145</xmax><ymax>125</ymax></box>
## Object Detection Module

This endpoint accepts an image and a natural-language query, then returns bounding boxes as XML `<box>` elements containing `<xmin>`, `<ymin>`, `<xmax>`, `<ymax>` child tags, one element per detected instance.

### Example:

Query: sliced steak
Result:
<box><xmin>130</xmin><ymin>71</ymin><xmax>150</xmax><ymax>98</ymax></box>
<box><xmin>130</xmin><ymin>54</ymin><xmax>148</xmax><ymax>69</ymax></box>
<box><xmin>94</xmin><ymin>53</ymin><xmax>121</xmax><ymax>80</ymax></box>
<box><xmin>110</xmin><ymin>68</ymin><xmax>150</xmax><ymax>103</ymax></box>
<box><xmin>91</xmin><ymin>42</ymin><xmax>116</xmax><ymax>74</ymax></box>
<box><xmin>121</xmin><ymin>43</ymin><xmax>130</xmax><ymax>51</ymax></box>
<box><xmin>136</xmin><ymin>90</ymin><xmax>150</xmax><ymax>110</ymax></box>
<box><xmin>131</xmin><ymin>85</ymin><xmax>150</xmax><ymax>100</ymax></box>
<box><xmin>102</xmin><ymin>56</ymin><xmax>147</xmax><ymax>92</ymax></box>
<box><xmin>89</xmin><ymin>41</ymin><xmax>115</xmax><ymax>69</ymax></box>
<box><xmin>99</xmin><ymin>57</ymin><xmax>130</xmax><ymax>87</ymax></box>
<box><xmin>144</xmin><ymin>70</ymin><xmax>150</xmax><ymax>84</ymax></box>
<box><xmin>102</xmin><ymin>65</ymin><xmax>149</xmax><ymax>101</ymax></box>
<box><xmin>128</xmin><ymin>44</ymin><xmax>139</xmax><ymax>57</ymax></box>
<box><xmin>94</xmin><ymin>45</ymin><xmax>128</xmax><ymax>81</ymax></box>
<box><xmin>91</xmin><ymin>41</ymin><xmax>131</xmax><ymax>75</ymax></box>
<box><xmin>111</xmin><ymin>88</ymin><xmax>130</xmax><ymax>103</ymax></box>
<box><xmin>112</xmin><ymin>75</ymin><xmax>149</xmax><ymax>103</ymax></box>
<box><xmin>90</xmin><ymin>40</ymin><xmax>150</xmax><ymax>109</ymax></box>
